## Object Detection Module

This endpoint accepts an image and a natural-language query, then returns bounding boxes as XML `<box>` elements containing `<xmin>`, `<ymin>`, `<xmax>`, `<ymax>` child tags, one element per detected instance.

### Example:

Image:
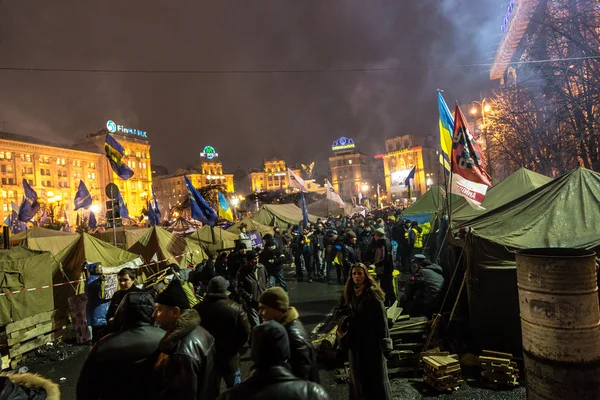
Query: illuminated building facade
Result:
<box><xmin>0</xmin><ymin>129</ymin><xmax>152</xmax><ymax>224</ymax></box>
<box><xmin>380</xmin><ymin>135</ymin><xmax>439</xmax><ymax>202</ymax></box>
<box><xmin>328</xmin><ymin>137</ymin><xmax>372</xmax><ymax>201</ymax></box>
<box><xmin>248</xmin><ymin>159</ymin><xmax>299</xmax><ymax>193</ymax></box>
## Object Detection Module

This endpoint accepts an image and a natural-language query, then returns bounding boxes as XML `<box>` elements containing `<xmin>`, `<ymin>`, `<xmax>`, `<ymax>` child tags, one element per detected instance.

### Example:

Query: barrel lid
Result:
<box><xmin>516</xmin><ymin>248</ymin><xmax>596</xmax><ymax>259</ymax></box>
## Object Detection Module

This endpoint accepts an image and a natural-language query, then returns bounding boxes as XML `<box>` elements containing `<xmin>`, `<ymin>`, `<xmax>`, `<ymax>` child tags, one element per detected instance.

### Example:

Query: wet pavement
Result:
<box><xmin>26</xmin><ymin>268</ymin><xmax>526</xmax><ymax>399</ymax></box>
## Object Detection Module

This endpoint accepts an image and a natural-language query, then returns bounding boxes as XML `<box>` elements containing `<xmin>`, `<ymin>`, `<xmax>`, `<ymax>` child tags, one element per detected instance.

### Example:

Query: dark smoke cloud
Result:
<box><xmin>0</xmin><ymin>0</ymin><xmax>502</xmax><ymax>175</ymax></box>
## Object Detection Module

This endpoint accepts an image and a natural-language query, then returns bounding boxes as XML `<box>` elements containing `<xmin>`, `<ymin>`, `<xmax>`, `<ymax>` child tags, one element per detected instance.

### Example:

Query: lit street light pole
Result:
<box><xmin>470</xmin><ymin>97</ymin><xmax>493</xmax><ymax>177</ymax></box>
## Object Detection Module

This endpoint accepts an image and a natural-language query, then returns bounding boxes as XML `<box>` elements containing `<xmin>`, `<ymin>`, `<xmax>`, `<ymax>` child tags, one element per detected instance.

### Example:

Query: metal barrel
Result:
<box><xmin>516</xmin><ymin>248</ymin><xmax>600</xmax><ymax>399</ymax></box>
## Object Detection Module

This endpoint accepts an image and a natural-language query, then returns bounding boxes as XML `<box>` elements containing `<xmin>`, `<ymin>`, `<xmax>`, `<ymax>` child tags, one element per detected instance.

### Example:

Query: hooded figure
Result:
<box><xmin>216</xmin><ymin>321</ymin><xmax>329</xmax><ymax>400</ymax></box>
<box><xmin>77</xmin><ymin>292</ymin><xmax>164</xmax><ymax>400</ymax></box>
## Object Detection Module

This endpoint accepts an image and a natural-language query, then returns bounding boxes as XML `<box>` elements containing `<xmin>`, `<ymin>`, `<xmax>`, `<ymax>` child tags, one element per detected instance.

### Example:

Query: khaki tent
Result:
<box><xmin>128</xmin><ymin>226</ymin><xmax>207</xmax><ymax>279</ymax></box>
<box><xmin>403</xmin><ymin>186</ymin><xmax>461</xmax><ymax>224</ymax></box>
<box><xmin>253</xmin><ymin>204</ymin><xmax>320</xmax><ymax>229</ymax></box>
<box><xmin>93</xmin><ymin>226</ymin><xmax>151</xmax><ymax>249</ymax></box>
<box><xmin>456</xmin><ymin>168</ymin><xmax>600</xmax><ymax>356</ymax></box>
<box><xmin>187</xmin><ymin>225</ymin><xmax>239</xmax><ymax>254</ymax></box>
<box><xmin>451</xmin><ymin>167</ymin><xmax>552</xmax><ymax>225</ymax></box>
<box><xmin>0</xmin><ymin>247</ymin><xmax>56</xmax><ymax>325</ymax></box>
<box><xmin>227</xmin><ymin>217</ymin><xmax>274</xmax><ymax>237</ymax></box>
<box><xmin>168</xmin><ymin>218</ymin><xmax>202</xmax><ymax>234</ymax></box>
<box><xmin>10</xmin><ymin>227</ymin><xmax>78</xmax><ymax>255</ymax></box>
<box><xmin>305</xmin><ymin>198</ymin><xmax>353</xmax><ymax>218</ymax></box>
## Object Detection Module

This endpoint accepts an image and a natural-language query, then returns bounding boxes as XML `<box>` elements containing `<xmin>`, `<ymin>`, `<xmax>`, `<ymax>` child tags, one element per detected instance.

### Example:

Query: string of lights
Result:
<box><xmin>0</xmin><ymin>56</ymin><xmax>598</xmax><ymax>74</ymax></box>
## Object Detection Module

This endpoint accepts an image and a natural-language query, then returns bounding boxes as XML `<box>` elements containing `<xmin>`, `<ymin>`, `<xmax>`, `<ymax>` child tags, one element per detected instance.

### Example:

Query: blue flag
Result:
<box><xmin>151</xmin><ymin>186</ymin><xmax>161</xmax><ymax>217</ymax></box>
<box><xmin>116</xmin><ymin>192</ymin><xmax>129</xmax><ymax>219</ymax></box>
<box><xmin>74</xmin><ymin>180</ymin><xmax>92</xmax><ymax>210</ymax></box>
<box><xmin>11</xmin><ymin>210</ymin><xmax>26</xmax><ymax>233</ymax></box>
<box><xmin>148</xmin><ymin>204</ymin><xmax>160</xmax><ymax>226</ymax></box>
<box><xmin>18</xmin><ymin>179</ymin><xmax>40</xmax><ymax>222</ymax></box>
<box><xmin>300</xmin><ymin>191</ymin><xmax>309</xmax><ymax>228</ymax></box>
<box><xmin>184</xmin><ymin>175</ymin><xmax>217</xmax><ymax>226</ymax></box>
<box><xmin>405</xmin><ymin>166</ymin><xmax>416</xmax><ymax>187</ymax></box>
<box><xmin>104</xmin><ymin>134</ymin><xmax>134</xmax><ymax>180</ymax></box>
<box><xmin>88</xmin><ymin>211</ymin><xmax>97</xmax><ymax>230</ymax></box>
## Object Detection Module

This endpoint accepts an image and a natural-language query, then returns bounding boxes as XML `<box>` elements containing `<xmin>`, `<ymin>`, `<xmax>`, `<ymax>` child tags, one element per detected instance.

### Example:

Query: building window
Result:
<box><xmin>0</xmin><ymin>152</ymin><xmax>4</xmax><ymax>159</ymax></box>
<box><xmin>2</xmin><ymin>204</ymin><xmax>7</xmax><ymax>212</ymax></box>
<box><xmin>8</xmin><ymin>191</ymin><xmax>14</xmax><ymax>198</ymax></box>
<box><xmin>8</xmin><ymin>178</ymin><xmax>14</xmax><ymax>185</ymax></box>
<box><xmin>89</xmin><ymin>162</ymin><xmax>95</xmax><ymax>168</ymax></box>
<box><xmin>5</xmin><ymin>152</ymin><xmax>11</xmax><ymax>160</ymax></box>
<box><xmin>6</xmin><ymin>165</ymin><xmax>12</xmax><ymax>173</ymax></box>
<box><xmin>1</xmin><ymin>179</ymin><xmax>5</xmax><ymax>185</ymax></box>
<box><xmin>27</xmin><ymin>167</ymin><xmax>33</xmax><ymax>174</ymax></box>
<box><xmin>28</xmin><ymin>180</ymin><xmax>33</xmax><ymax>185</ymax></box>
<box><xmin>136</xmin><ymin>151</ymin><xmax>141</xmax><ymax>158</ymax></box>
<box><xmin>91</xmin><ymin>172</ymin><xmax>96</xmax><ymax>180</ymax></box>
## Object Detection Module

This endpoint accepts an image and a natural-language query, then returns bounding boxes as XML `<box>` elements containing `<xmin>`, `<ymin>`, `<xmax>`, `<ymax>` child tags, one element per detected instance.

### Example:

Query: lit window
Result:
<box><xmin>91</xmin><ymin>172</ymin><xmax>96</xmax><ymax>180</ymax></box>
<box><xmin>0</xmin><ymin>152</ymin><xmax>4</xmax><ymax>159</ymax></box>
<box><xmin>61</xmin><ymin>158</ymin><xmax>65</xmax><ymax>165</ymax></box>
<box><xmin>0</xmin><ymin>191</ymin><xmax>5</xmax><ymax>198</ymax></box>
<box><xmin>90</xmin><ymin>162</ymin><xmax>95</xmax><ymax>168</ymax></box>
<box><xmin>2</xmin><ymin>204</ymin><xmax>7</xmax><ymax>212</ymax></box>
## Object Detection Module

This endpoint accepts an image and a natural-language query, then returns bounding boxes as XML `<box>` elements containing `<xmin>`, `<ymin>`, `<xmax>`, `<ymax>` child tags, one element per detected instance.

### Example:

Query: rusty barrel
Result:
<box><xmin>516</xmin><ymin>248</ymin><xmax>600</xmax><ymax>399</ymax></box>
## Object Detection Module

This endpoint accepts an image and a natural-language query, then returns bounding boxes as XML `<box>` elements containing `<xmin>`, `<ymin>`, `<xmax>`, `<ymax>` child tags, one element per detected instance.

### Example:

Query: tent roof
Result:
<box><xmin>227</xmin><ymin>217</ymin><xmax>274</xmax><ymax>236</ymax></box>
<box><xmin>465</xmin><ymin>168</ymin><xmax>600</xmax><ymax>251</ymax></box>
<box><xmin>56</xmin><ymin>233</ymin><xmax>143</xmax><ymax>280</ymax></box>
<box><xmin>128</xmin><ymin>225</ymin><xmax>206</xmax><ymax>269</ymax></box>
<box><xmin>403</xmin><ymin>186</ymin><xmax>461</xmax><ymax>221</ymax></box>
<box><xmin>305</xmin><ymin>198</ymin><xmax>352</xmax><ymax>218</ymax></box>
<box><xmin>452</xmin><ymin>168</ymin><xmax>553</xmax><ymax>224</ymax></box>
<box><xmin>253</xmin><ymin>204</ymin><xmax>320</xmax><ymax>228</ymax></box>
<box><xmin>10</xmin><ymin>227</ymin><xmax>78</xmax><ymax>255</ymax></box>
<box><xmin>187</xmin><ymin>225</ymin><xmax>238</xmax><ymax>254</ymax></box>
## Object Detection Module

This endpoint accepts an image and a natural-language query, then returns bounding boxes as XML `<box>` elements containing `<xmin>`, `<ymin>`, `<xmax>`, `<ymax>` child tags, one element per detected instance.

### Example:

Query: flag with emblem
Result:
<box><xmin>74</xmin><ymin>180</ymin><xmax>92</xmax><ymax>210</ymax></box>
<box><xmin>104</xmin><ymin>134</ymin><xmax>134</xmax><ymax>180</ymax></box>
<box><xmin>18</xmin><ymin>179</ymin><xmax>40</xmax><ymax>222</ymax></box>
<box><xmin>184</xmin><ymin>175</ymin><xmax>217</xmax><ymax>226</ymax></box>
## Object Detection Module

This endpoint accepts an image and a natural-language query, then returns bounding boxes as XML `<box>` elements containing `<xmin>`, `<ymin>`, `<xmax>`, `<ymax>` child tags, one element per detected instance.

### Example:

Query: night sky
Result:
<box><xmin>0</xmin><ymin>0</ymin><xmax>502</xmax><ymax>174</ymax></box>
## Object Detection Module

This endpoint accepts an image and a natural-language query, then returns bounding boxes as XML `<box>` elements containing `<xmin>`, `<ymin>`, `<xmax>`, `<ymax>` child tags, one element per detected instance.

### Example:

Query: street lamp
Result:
<box><xmin>361</xmin><ymin>183</ymin><xmax>369</xmax><ymax>193</ymax></box>
<box><xmin>90</xmin><ymin>204</ymin><xmax>101</xmax><ymax>214</ymax></box>
<box><xmin>47</xmin><ymin>193</ymin><xmax>63</xmax><ymax>224</ymax></box>
<box><xmin>426</xmin><ymin>173</ymin><xmax>433</xmax><ymax>189</ymax></box>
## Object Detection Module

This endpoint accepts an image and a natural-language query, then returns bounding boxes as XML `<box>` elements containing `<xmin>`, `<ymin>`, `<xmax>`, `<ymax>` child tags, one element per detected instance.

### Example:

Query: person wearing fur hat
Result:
<box><xmin>216</xmin><ymin>321</ymin><xmax>329</xmax><ymax>400</ymax></box>
<box><xmin>152</xmin><ymin>279</ymin><xmax>219</xmax><ymax>400</ymax></box>
<box><xmin>258</xmin><ymin>287</ymin><xmax>319</xmax><ymax>382</ymax></box>
<box><xmin>236</xmin><ymin>250</ymin><xmax>269</xmax><ymax>328</ymax></box>
<box><xmin>337</xmin><ymin>263</ymin><xmax>392</xmax><ymax>400</ymax></box>
<box><xmin>195</xmin><ymin>277</ymin><xmax>251</xmax><ymax>391</ymax></box>
<box><xmin>0</xmin><ymin>373</ymin><xmax>60</xmax><ymax>400</ymax></box>
<box><xmin>77</xmin><ymin>292</ymin><xmax>164</xmax><ymax>400</ymax></box>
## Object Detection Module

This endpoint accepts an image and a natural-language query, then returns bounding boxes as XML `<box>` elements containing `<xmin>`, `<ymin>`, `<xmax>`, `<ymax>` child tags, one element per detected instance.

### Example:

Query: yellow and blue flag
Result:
<box><xmin>438</xmin><ymin>91</ymin><xmax>455</xmax><ymax>173</ymax></box>
<box><xmin>105</xmin><ymin>134</ymin><xmax>134</xmax><ymax>180</ymax></box>
<box><xmin>218</xmin><ymin>191</ymin><xmax>234</xmax><ymax>222</ymax></box>
<box><xmin>185</xmin><ymin>175</ymin><xmax>218</xmax><ymax>226</ymax></box>
<box><xmin>74</xmin><ymin>180</ymin><xmax>92</xmax><ymax>210</ymax></box>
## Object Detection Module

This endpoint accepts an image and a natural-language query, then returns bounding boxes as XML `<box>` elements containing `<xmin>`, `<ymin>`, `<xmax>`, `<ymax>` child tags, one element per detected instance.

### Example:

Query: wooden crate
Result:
<box><xmin>0</xmin><ymin>309</ymin><xmax>70</xmax><ymax>370</ymax></box>
<box><xmin>422</xmin><ymin>354</ymin><xmax>464</xmax><ymax>391</ymax></box>
<box><xmin>479</xmin><ymin>350</ymin><xmax>519</xmax><ymax>387</ymax></box>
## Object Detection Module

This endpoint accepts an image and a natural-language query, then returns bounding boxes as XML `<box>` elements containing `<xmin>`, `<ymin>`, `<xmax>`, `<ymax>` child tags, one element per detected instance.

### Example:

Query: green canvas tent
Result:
<box><xmin>10</xmin><ymin>227</ymin><xmax>78</xmax><ymax>255</ymax></box>
<box><xmin>93</xmin><ymin>226</ymin><xmax>151</xmax><ymax>249</ymax></box>
<box><xmin>128</xmin><ymin>226</ymin><xmax>207</xmax><ymax>280</ymax></box>
<box><xmin>451</xmin><ymin>167</ymin><xmax>553</xmax><ymax>225</ymax></box>
<box><xmin>253</xmin><ymin>204</ymin><xmax>320</xmax><ymax>229</ymax></box>
<box><xmin>305</xmin><ymin>198</ymin><xmax>353</xmax><ymax>218</ymax></box>
<box><xmin>456</xmin><ymin>168</ymin><xmax>600</xmax><ymax>355</ymax></box>
<box><xmin>227</xmin><ymin>217</ymin><xmax>274</xmax><ymax>237</ymax></box>
<box><xmin>403</xmin><ymin>186</ymin><xmax>461</xmax><ymax>224</ymax></box>
<box><xmin>187</xmin><ymin>225</ymin><xmax>239</xmax><ymax>254</ymax></box>
<box><xmin>0</xmin><ymin>247</ymin><xmax>57</xmax><ymax>325</ymax></box>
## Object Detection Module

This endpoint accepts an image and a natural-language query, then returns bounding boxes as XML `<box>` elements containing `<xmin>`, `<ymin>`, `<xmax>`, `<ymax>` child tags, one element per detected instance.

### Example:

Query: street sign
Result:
<box><xmin>105</xmin><ymin>183</ymin><xmax>120</xmax><ymax>200</ymax></box>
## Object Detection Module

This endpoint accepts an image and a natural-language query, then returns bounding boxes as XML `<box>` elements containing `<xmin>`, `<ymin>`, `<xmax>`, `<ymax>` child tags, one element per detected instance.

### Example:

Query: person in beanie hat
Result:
<box><xmin>236</xmin><ymin>250</ymin><xmax>269</xmax><ymax>328</ymax></box>
<box><xmin>216</xmin><ymin>321</ymin><xmax>329</xmax><ymax>400</ymax></box>
<box><xmin>152</xmin><ymin>279</ymin><xmax>219</xmax><ymax>400</ymax></box>
<box><xmin>194</xmin><ymin>277</ymin><xmax>251</xmax><ymax>392</ymax></box>
<box><xmin>259</xmin><ymin>288</ymin><xmax>320</xmax><ymax>382</ymax></box>
<box><xmin>341</xmin><ymin>230</ymin><xmax>361</xmax><ymax>282</ymax></box>
<box><xmin>260</xmin><ymin>239</ymin><xmax>287</xmax><ymax>291</ymax></box>
<box><xmin>372</xmin><ymin>228</ymin><xmax>396</xmax><ymax>307</ymax></box>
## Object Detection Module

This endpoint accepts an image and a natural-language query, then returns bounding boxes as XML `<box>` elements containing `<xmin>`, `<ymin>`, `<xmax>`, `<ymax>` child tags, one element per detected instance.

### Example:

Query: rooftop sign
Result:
<box><xmin>106</xmin><ymin>120</ymin><xmax>147</xmax><ymax>138</ymax></box>
<box><xmin>332</xmin><ymin>137</ymin><xmax>355</xmax><ymax>151</ymax></box>
<box><xmin>200</xmin><ymin>146</ymin><xmax>219</xmax><ymax>160</ymax></box>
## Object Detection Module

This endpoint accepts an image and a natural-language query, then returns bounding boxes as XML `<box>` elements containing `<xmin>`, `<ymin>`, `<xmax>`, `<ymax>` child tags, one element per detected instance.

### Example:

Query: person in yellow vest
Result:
<box><xmin>407</xmin><ymin>221</ymin><xmax>423</xmax><ymax>271</ymax></box>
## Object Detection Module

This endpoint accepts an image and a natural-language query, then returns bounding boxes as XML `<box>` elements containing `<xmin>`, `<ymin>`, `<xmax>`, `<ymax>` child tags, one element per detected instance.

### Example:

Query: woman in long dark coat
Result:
<box><xmin>338</xmin><ymin>263</ymin><xmax>392</xmax><ymax>400</ymax></box>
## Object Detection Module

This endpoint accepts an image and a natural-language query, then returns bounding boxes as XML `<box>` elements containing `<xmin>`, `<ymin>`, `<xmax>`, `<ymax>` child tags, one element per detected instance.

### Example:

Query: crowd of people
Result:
<box><xmin>75</xmin><ymin>207</ymin><xmax>447</xmax><ymax>400</ymax></box>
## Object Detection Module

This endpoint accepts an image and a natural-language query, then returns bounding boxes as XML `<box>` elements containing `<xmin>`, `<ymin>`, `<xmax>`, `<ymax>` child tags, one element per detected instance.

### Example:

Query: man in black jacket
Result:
<box><xmin>401</xmin><ymin>255</ymin><xmax>446</xmax><ymax>318</ymax></box>
<box><xmin>227</xmin><ymin>243</ymin><xmax>248</xmax><ymax>301</ymax></box>
<box><xmin>152</xmin><ymin>279</ymin><xmax>219</xmax><ymax>400</ymax></box>
<box><xmin>311</xmin><ymin>224</ymin><xmax>325</xmax><ymax>280</ymax></box>
<box><xmin>373</xmin><ymin>228</ymin><xmax>396</xmax><ymax>307</ymax></box>
<box><xmin>258</xmin><ymin>287</ymin><xmax>319</xmax><ymax>382</ymax></box>
<box><xmin>341</xmin><ymin>231</ymin><xmax>361</xmax><ymax>282</ymax></box>
<box><xmin>195</xmin><ymin>277</ymin><xmax>251</xmax><ymax>391</ymax></box>
<box><xmin>104</xmin><ymin>267</ymin><xmax>141</xmax><ymax>326</ymax></box>
<box><xmin>261</xmin><ymin>240</ymin><xmax>287</xmax><ymax>292</ymax></box>
<box><xmin>216</xmin><ymin>321</ymin><xmax>329</xmax><ymax>400</ymax></box>
<box><xmin>77</xmin><ymin>291</ymin><xmax>164</xmax><ymax>400</ymax></box>
<box><xmin>237</xmin><ymin>250</ymin><xmax>269</xmax><ymax>328</ymax></box>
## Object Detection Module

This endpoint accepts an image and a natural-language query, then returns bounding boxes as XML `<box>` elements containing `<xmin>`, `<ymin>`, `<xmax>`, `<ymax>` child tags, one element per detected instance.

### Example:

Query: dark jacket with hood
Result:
<box><xmin>105</xmin><ymin>284</ymin><xmax>142</xmax><ymax>323</ymax></box>
<box><xmin>341</xmin><ymin>240</ymin><xmax>361</xmax><ymax>271</ymax></box>
<box><xmin>0</xmin><ymin>373</ymin><xmax>60</xmax><ymax>400</ymax></box>
<box><xmin>77</xmin><ymin>292</ymin><xmax>164</xmax><ymax>400</ymax></box>
<box><xmin>261</xmin><ymin>247</ymin><xmax>285</xmax><ymax>276</ymax></box>
<box><xmin>236</xmin><ymin>263</ymin><xmax>268</xmax><ymax>308</ymax></box>
<box><xmin>409</xmin><ymin>263</ymin><xmax>445</xmax><ymax>310</ymax></box>
<box><xmin>278</xmin><ymin>307</ymin><xmax>320</xmax><ymax>383</ymax></box>
<box><xmin>153</xmin><ymin>309</ymin><xmax>219</xmax><ymax>400</ymax></box>
<box><xmin>194</xmin><ymin>293</ymin><xmax>251</xmax><ymax>363</ymax></box>
<box><xmin>323</xmin><ymin>231</ymin><xmax>338</xmax><ymax>262</ymax></box>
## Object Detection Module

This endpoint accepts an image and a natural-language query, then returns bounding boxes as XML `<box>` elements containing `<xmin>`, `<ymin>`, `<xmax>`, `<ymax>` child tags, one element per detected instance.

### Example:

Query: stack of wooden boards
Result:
<box><xmin>479</xmin><ymin>350</ymin><xmax>519</xmax><ymax>387</ymax></box>
<box><xmin>0</xmin><ymin>309</ymin><xmax>70</xmax><ymax>370</ymax></box>
<box><xmin>422</xmin><ymin>352</ymin><xmax>463</xmax><ymax>391</ymax></box>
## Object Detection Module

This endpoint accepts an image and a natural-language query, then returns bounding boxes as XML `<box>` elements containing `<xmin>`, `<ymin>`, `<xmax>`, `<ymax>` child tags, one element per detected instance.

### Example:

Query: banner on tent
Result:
<box><xmin>248</xmin><ymin>230</ymin><xmax>264</xmax><ymax>249</ymax></box>
<box><xmin>405</xmin><ymin>213</ymin><xmax>430</xmax><ymax>224</ymax></box>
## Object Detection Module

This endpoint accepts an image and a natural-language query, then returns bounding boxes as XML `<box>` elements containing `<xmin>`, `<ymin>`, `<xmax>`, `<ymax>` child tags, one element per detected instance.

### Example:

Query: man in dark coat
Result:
<box><xmin>258</xmin><ymin>287</ymin><xmax>319</xmax><ymax>382</ymax></box>
<box><xmin>261</xmin><ymin>240</ymin><xmax>287</xmax><ymax>291</ymax></box>
<box><xmin>372</xmin><ymin>228</ymin><xmax>396</xmax><ymax>307</ymax></box>
<box><xmin>323</xmin><ymin>229</ymin><xmax>340</xmax><ymax>283</ymax></box>
<box><xmin>341</xmin><ymin>231</ymin><xmax>361</xmax><ymax>282</ymax></box>
<box><xmin>311</xmin><ymin>224</ymin><xmax>325</xmax><ymax>279</ymax></box>
<box><xmin>216</xmin><ymin>321</ymin><xmax>329</xmax><ymax>400</ymax></box>
<box><xmin>104</xmin><ymin>268</ymin><xmax>141</xmax><ymax>323</ymax></box>
<box><xmin>401</xmin><ymin>255</ymin><xmax>446</xmax><ymax>318</ymax></box>
<box><xmin>77</xmin><ymin>292</ymin><xmax>164</xmax><ymax>400</ymax></box>
<box><xmin>358</xmin><ymin>224</ymin><xmax>374</xmax><ymax>262</ymax></box>
<box><xmin>237</xmin><ymin>250</ymin><xmax>269</xmax><ymax>328</ymax></box>
<box><xmin>273</xmin><ymin>227</ymin><xmax>285</xmax><ymax>250</ymax></box>
<box><xmin>227</xmin><ymin>243</ymin><xmax>248</xmax><ymax>301</ymax></box>
<box><xmin>152</xmin><ymin>280</ymin><xmax>219</xmax><ymax>400</ymax></box>
<box><xmin>195</xmin><ymin>277</ymin><xmax>251</xmax><ymax>391</ymax></box>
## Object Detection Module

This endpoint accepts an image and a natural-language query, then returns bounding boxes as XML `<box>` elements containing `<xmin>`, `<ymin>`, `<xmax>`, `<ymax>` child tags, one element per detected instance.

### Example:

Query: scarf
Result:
<box><xmin>353</xmin><ymin>283</ymin><xmax>365</xmax><ymax>298</ymax></box>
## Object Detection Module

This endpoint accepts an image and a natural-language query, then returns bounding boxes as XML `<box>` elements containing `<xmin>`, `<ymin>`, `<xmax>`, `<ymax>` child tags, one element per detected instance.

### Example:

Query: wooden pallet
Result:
<box><xmin>0</xmin><ymin>309</ymin><xmax>70</xmax><ymax>370</ymax></box>
<box><xmin>422</xmin><ymin>354</ymin><xmax>463</xmax><ymax>391</ymax></box>
<box><xmin>479</xmin><ymin>350</ymin><xmax>519</xmax><ymax>387</ymax></box>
